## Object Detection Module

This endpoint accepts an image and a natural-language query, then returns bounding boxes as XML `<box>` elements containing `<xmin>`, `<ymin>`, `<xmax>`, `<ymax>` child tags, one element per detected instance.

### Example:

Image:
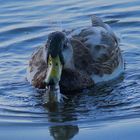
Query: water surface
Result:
<box><xmin>0</xmin><ymin>0</ymin><xmax>140</xmax><ymax>139</ymax></box>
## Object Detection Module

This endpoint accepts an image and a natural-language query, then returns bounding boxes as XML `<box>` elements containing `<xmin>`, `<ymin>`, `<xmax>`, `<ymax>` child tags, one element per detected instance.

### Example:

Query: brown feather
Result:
<box><xmin>27</xmin><ymin>16</ymin><xmax>123</xmax><ymax>92</ymax></box>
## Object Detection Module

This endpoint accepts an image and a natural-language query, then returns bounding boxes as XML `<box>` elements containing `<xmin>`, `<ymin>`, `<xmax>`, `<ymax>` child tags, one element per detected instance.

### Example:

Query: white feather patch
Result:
<box><xmin>92</xmin><ymin>59</ymin><xmax>124</xmax><ymax>83</ymax></box>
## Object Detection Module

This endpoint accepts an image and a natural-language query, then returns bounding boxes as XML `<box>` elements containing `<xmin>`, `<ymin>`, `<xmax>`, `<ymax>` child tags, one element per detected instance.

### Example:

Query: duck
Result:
<box><xmin>26</xmin><ymin>15</ymin><xmax>124</xmax><ymax>102</ymax></box>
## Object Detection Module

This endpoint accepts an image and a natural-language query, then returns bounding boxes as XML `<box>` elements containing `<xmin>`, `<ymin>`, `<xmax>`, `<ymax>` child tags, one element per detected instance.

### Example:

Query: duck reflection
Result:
<box><xmin>41</xmin><ymin>77</ymin><xmax>124</xmax><ymax>140</ymax></box>
<box><xmin>49</xmin><ymin>125</ymin><xmax>78</xmax><ymax>140</ymax></box>
<box><xmin>44</xmin><ymin>98</ymin><xmax>79</xmax><ymax>140</ymax></box>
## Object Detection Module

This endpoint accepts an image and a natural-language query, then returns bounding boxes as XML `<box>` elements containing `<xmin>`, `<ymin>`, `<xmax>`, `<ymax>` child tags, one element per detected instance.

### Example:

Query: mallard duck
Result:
<box><xmin>27</xmin><ymin>15</ymin><xmax>124</xmax><ymax>102</ymax></box>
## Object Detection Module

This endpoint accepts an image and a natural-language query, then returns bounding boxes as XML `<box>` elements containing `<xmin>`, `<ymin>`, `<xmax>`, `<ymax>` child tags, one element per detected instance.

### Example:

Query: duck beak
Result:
<box><xmin>45</xmin><ymin>55</ymin><xmax>62</xmax><ymax>88</ymax></box>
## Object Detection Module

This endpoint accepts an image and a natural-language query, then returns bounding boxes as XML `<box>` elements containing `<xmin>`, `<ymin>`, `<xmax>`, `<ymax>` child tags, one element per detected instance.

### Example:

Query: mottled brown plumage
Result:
<box><xmin>27</xmin><ymin>15</ymin><xmax>124</xmax><ymax>93</ymax></box>
<box><xmin>27</xmin><ymin>42</ymin><xmax>95</xmax><ymax>92</ymax></box>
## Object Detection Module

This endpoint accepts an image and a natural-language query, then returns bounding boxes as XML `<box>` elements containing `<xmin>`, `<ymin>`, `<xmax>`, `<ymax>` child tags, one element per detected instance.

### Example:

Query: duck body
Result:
<box><xmin>27</xmin><ymin>15</ymin><xmax>124</xmax><ymax>93</ymax></box>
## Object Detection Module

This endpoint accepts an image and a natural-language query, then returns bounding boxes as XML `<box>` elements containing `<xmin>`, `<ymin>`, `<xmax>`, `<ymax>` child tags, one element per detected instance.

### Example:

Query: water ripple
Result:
<box><xmin>0</xmin><ymin>0</ymin><xmax>140</xmax><ymax>130</ymax></box>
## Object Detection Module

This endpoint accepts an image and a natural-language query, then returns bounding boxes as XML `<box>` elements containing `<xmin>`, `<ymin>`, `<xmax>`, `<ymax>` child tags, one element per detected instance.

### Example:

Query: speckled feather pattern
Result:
<box><xmin>27</xmin><ymin>15</ymin><xmax>124</xmax><ymax>92</ymax></box>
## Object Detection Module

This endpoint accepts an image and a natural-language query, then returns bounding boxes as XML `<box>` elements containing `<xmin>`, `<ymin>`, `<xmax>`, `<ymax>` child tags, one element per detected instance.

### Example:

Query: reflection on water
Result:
<box><xmin>45</xmin><ymin>103</ymin><xmax>79</xmax><ymax>140</ymax></box>
<box><xmin>0</xmin><ymin>0</ymin><xmax>140</xmax><ymax>139</ymax></box>
<box><xmin>50</xmin><ymin>125</ymin><xmax>78</xmax><ymax>140</ymax></box>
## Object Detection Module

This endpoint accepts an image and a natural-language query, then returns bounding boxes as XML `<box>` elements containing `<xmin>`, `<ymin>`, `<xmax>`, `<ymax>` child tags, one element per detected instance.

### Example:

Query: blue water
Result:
<box><xmin>0</xmin><ymin>0</ymin><xmax>140</xmax><ymax>139</ymax></box>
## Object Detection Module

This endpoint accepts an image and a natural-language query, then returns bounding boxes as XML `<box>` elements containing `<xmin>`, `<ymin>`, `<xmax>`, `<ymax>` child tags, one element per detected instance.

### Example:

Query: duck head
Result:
<box><xmin>44</xmin><ymin>31</ymin><xmax>74</xmax><ymax>102</ymax></box>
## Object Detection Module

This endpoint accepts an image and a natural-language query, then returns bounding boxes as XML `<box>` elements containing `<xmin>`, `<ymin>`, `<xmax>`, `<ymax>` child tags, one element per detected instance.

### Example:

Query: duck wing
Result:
<box><xmin>67</xmin><ymin>16</ymin><xmax>123</xmax><ymax>83</ymax></box>
<box><xmin>27</xmin><ymin>46</ymin><xmax>47</xmax><ymax>89</ymax></box>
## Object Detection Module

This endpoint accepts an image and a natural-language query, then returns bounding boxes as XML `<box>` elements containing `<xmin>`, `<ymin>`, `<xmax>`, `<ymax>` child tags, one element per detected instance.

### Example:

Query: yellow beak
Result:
<box><xmin>45</xmin><ymin>55</ymin><xmax>62</xmax><ymax>86</ymax></box>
